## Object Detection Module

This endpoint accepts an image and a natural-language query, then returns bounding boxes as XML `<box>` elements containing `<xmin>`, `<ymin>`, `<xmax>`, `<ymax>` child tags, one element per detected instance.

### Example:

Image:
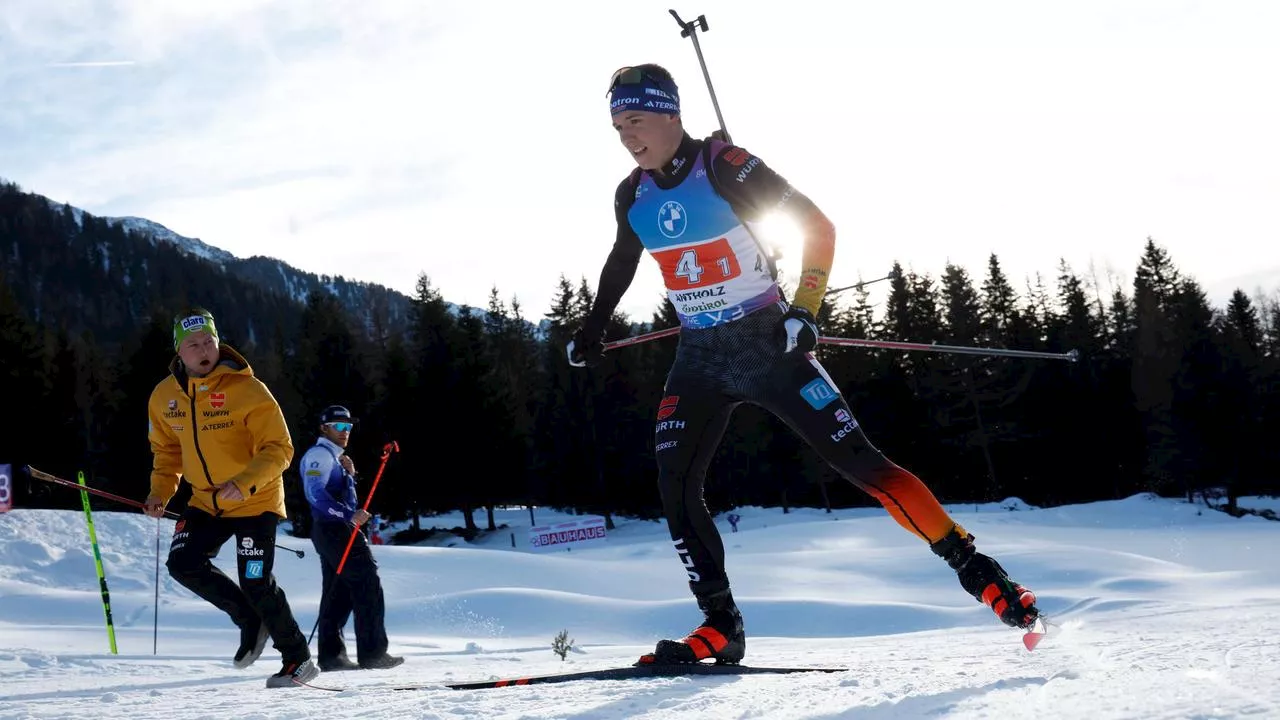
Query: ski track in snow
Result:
<box><xmin>2</xmin><ymin>497</ymin><xmax>1278</xmax><ymax>719</ymax></box>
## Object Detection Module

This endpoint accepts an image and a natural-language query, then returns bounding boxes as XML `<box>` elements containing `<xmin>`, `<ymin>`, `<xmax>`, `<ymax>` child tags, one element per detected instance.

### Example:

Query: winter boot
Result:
<box><xmin>359</xmin><ymin>653</ymin><xmax>405</xmax><ymax>670</ymax></box>
<box><xmin>931</xmin><ymin>526</ymin><xmax>1040</xmax><ymax>629</ymax></box>
<box><xmin>637</xmin><ymin>588</ymin><xmax>746</xmax><ymax>666</ymax></box>
<box><xmin>266</xmin><ymin>658</ymin><xmax>319</xmax><ymax>688</ymax></box>
<box><xmin>318</xmin><ymin>653</ymin><xmax>360</xmax><ymax>672</ymax></box>
<box><xmin>233</xmin><ymin>620</ymin><xmax>270</xmax><ymax>669</ymax></box>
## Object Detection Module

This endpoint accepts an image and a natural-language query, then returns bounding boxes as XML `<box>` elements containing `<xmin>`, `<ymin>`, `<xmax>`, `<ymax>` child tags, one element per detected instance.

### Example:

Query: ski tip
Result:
<box><xmin>1022</xmin><ymin>630</ymin><xmax>1044</xmax><ymax>651</ymax></box>
<box><xmin>1022</xmin><ymin>617</ymin><xmax>1048</xmax><ymax>651</ymax></box>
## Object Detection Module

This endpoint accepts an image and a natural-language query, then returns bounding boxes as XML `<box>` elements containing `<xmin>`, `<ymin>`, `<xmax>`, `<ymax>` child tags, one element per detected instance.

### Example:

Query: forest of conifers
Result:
<box><xmin>3</xmin><ymin>181</ymin><xmax>1275</xmax><ymax>539</ymax></box>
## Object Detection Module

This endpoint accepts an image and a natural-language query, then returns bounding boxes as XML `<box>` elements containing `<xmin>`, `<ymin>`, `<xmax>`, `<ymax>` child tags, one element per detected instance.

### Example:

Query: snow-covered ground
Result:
<box><xmin>1</xmin><ymin>494</ymin><xmax>1278</xmax><ymax>719</ymax></box>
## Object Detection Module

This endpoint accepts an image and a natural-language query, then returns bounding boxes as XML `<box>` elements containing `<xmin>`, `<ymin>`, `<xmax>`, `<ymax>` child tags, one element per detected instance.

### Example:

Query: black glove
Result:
<box><xmin>779</xmin><ymin>306</ymin><xmax>819</xmax><ymax>354</ymax></box>
<box><xmin>566</xmin><ymin>327</ymin><xmax>604</xmax><ymax>368</ymax></box>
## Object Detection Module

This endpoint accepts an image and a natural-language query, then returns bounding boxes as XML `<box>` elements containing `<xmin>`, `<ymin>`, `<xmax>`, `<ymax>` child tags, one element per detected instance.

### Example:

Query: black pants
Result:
<box><xmin>166</xmin><ymin>508</ymin><xmax>309</xmax><ymax>663</ymax></box>
<box><xmin>656</xmin><ymin>305</ymin><xmax>958</xmax><ymax>598</ymax></box>
<box><xmin>310</xmin><ymin>520</ymin><xmax>389</xmax><ymax>663</ymax></box>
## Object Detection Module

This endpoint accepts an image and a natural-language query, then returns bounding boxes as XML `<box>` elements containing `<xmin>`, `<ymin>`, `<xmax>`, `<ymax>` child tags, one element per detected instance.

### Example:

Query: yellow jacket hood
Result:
<box><xmin>147</xmin><ymin>344</ymin><xmax>294</xmax><ymax>518</ymax></box>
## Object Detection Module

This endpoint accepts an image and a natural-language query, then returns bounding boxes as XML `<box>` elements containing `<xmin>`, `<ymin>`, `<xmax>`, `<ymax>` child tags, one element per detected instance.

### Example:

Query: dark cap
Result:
<box><xmin>319</xmin><ymin>405</ymin><xmax>358</xmax><ymax>425</ymax></box>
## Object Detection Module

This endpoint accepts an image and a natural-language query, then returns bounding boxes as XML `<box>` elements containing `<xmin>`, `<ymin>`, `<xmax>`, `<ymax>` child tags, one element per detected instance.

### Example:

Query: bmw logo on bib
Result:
<box><xmin>658</xmin><ymin>201</ymin><xmax>687</xmax><ymax>239</ymax></box>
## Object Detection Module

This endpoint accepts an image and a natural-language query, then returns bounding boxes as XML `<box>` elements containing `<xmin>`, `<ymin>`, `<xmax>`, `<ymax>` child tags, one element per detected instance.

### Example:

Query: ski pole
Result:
<box><xmin>602</xmin><ymin>325</ymin><xmax>681</xmax><ymax>351</ymax></box>
<box><xmin>27</xmin><ymin>465</ymin><xmax>181</xmax><ymax>518</ymax></box>
<box><xmin>817</xmin><ymin>336</ymin><xmax>1080</xmax><ymax>362</ymax></box>
<box><xmin>24</xmin><ymin>466</ymin><xmax>306</xmax><ymax>557</ymax></box>
<box><xmin>78</xmin><ymin>471</ymin><xmax>118</xmax><ymax>655</ymax></box>
<box><xmin>603</xmin><ymin>328</ymin><xmax>1079</xmax><ymax>361</ymax></box>
<box><xmin>824</xmin><ymin>273</ymin><xmax>893</xmax><ymax>298</ymax></box>
<box><xmin>337</xmin><ymin>441</ymin><xmax>398</xmax><ymax>574</ymax></box>
<box><xmin>273</xmin><ymin>541</ymin><xmax>305</xmax><ymax>558</ymax></box>
<box><xmin>669</xmin><ymin>9</ymin><xmax>730</xmax><ymax>142</ymax></box>
<box><xmin>154</xmin><ymin>517</ymin><xmax>161</xmax><ymax>655</ymax></box>
<box><xmin>308</xmin><ymin>441</ymin><xmax>400</xmax><ymax>645</ymax></box>
<box><xmin>600</xmin><ymin>272</ymin><xmax>893</xmax><ymax>352</ymax></box>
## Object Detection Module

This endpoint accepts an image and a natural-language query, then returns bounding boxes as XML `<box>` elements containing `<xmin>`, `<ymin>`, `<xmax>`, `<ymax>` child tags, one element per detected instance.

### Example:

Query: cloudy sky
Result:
<box><xmin>2</xmin><ymin>0</ymin><xmax>1277</xmax><ymax>323</ymax></box>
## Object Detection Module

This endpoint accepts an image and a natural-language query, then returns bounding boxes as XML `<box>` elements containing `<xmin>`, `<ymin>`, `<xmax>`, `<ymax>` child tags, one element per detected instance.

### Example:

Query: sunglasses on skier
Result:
<box><xmin>324</xmin><ymin>422</ymin><xmax>354</xmax><ymax>432</ymax></box>
<box><xmin>606</xmin><ymin>66</ymin><xmax>671</xmax><ymax>96</ymax></box>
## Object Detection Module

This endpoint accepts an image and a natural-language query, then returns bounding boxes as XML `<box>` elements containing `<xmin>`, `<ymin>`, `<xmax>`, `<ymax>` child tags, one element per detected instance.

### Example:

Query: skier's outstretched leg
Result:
<box><xmin>760</xmin><ymin>349</ymin><xmax>1040</xmax><ymax>629</ymax></box>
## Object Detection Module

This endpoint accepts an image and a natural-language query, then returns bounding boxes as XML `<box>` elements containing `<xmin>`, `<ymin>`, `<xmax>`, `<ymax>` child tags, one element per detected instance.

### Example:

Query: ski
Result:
<box><xmin>295</xmin><ymin>662</ymin><xmax>847</xmax><ymax>692</ymax></box>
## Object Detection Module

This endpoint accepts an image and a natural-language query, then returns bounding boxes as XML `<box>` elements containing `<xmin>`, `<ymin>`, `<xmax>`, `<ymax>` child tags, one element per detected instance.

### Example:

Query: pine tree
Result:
<box><xmin>938</xmin><ymin>263</ymin><xmax>999</xmax><ymax>499</ymax></box>
<box><xmin>507</xmin><ymin>295</ymin><xmax>547</xmax><ymax>507</ymax></box>
<box><xmin>1022</xmin><ymin>272</ymin><xmax>1053</xmax><ymax>348</ymax></box>
<box><xmin>1107</xmin><ymin>287</ymin><xmax>1135</xmax><ymax>354</ymax></box>
<box><xmin>980</xmin><ymin>254</ymin><xmax>1020</xmax><ymax>347</ymax></box>
<box><xmin>452</xmin><ymin>306</ymin><xmax>489</xmax><ymax>535</ymax></box>
<box><xmin>1166</xmin><ymin>278</ymin><xmax>1219</xmax><ymax>501</ymax></box>
<box><xmin>404</xmin><ymin>273</ymin><xmax>459</xmax><ymax>529</ymax></box>
<box><xmin>537</xmin><ymin>275</ymin><xmax>590</xmax><ymax>510</ymax></box>
<box><xmin>481</xmin><ymin>287</ymin><xmax>536</xmax><ymax>520</ymax></box>
<box><xmin>1051</xmin><ymin>259</ymin><xmax>1104</xmax><ymax>354</ymax></box>
<box><xmin>364</xmin><ymin>331</ymin><xmax>415</xmax><ymax>529</ymax></box>
<box><xmin>1130</xmin><ymin>238</ymin><xmax>1181</xmax><ymax>493</ymax></box>
<box><xmin>1217</xmin><ymin>289</ymin><xmax>1265</xmax><ymax>508</ymax></box>
<box><xmin>291</xmin><ymin>289</ymin><xmax>370</xmax><ymax>427</ymax></box>
<box><xmin>882</xmin><ymin>263</ymin><xmax>911</xmax><ymax>340</ymax></box>
<box><xmin>941</xmin><ymin>264</ymin><xmax>982</xmax><ymax>344</ymax></box>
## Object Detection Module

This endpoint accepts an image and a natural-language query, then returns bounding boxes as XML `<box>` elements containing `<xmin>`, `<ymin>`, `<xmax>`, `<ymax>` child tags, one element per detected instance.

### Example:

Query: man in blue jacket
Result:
<box><xmin>300</xmin><ymin>405</ymin><xmax>403</xmax><ymax>671</ymax></box>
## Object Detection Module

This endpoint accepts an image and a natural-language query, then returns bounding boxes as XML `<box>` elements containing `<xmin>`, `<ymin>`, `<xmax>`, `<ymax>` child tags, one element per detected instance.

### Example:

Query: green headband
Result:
<box><xmin>173</xmin><ymin>310</ymin><xmax>219</xmax><ymax>350</ymax></box>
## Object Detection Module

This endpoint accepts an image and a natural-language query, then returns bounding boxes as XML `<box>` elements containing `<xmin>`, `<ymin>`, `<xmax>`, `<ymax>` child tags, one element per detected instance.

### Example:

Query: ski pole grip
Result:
<box><xmin>669</xmin><ymin>9</ymin><xmax>692</xmax><ymax>37</ymax></box>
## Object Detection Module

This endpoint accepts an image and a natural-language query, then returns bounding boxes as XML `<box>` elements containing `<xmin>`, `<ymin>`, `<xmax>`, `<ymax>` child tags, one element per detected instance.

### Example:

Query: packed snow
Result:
<box><xmin>1</xmin><ymin>494</ymin><xmax>1278</xmax><ymax>719</ymax></box>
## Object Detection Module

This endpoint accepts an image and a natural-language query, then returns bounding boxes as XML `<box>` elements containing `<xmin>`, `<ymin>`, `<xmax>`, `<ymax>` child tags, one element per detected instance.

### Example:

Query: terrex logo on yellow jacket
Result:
<box><xmin>147</xmin><ymin>344</ymin><xmax>294</xmax><ymax>518</ymax></box>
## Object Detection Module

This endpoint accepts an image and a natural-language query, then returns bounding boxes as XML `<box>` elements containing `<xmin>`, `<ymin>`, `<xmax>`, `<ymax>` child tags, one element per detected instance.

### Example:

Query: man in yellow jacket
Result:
<box><xmin>144</xmin><ymin>306</ymin><xmax>319</xmax><ymax>688</ymax></box>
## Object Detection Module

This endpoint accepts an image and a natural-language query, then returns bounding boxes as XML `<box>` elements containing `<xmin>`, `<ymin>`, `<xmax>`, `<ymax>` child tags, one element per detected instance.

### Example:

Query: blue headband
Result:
<box><xmin>609</xmin><ymin>75</ymin><xmax>680</xmax><ymax>116</ymax></box>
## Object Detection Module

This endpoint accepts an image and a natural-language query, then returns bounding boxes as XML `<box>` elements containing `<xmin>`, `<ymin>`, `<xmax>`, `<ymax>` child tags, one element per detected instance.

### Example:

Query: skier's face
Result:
<box><xmin>612</xmin><ymin>110</ymin><xmax>682</xmax><ymax>170</ymax></box>
<box><xmin>322</xmin><ymin>422</ymin><xmax>352</xmax><ymax>447</ymax></box>
<box><xmin>177</xmin><ymin>332</ymin><xmax>219</xmax><ymax>377</ymax></box>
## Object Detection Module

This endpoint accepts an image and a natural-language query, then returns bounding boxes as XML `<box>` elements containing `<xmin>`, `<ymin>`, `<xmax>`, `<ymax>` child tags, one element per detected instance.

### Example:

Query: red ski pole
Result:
<box><xmin>336</xmin><ymin>441</ymin><xmax>399</xmax><ymax>575</ymax></box>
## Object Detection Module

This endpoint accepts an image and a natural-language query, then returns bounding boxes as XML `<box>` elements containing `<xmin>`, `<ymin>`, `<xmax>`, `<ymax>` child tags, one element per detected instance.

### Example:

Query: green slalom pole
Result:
<box><xmin>78</xmin><ymin>471</ymin><xmax>118</xmax><ymax>654</ymax></box>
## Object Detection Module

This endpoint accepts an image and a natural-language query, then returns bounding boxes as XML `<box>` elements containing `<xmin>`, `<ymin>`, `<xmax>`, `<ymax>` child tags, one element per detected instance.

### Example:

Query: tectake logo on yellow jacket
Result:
<box><xmin>146</xmin><ymin>344</ymin><xmax>294</xmax><ymax>519</ymax></box>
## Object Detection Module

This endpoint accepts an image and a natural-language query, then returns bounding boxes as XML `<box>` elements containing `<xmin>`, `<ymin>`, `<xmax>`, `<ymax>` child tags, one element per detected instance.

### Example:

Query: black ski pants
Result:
<box><xmin>655</xmin><ymin>305</ymin><xmax>958</xmax><ymax>599</ymax></box>
<box><xmin>310</xmin><ymin>520</ymin><xmax>389</xmax><ymax>663</ymax></box>
<box><xmin>166</xmin><ymin>508</ymin><xmax>309</xmax><ymax>663</ymax></box>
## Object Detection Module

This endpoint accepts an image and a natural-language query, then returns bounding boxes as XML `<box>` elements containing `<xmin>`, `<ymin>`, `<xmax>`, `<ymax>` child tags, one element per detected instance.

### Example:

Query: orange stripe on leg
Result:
<box><xmin>857</xmin><ymin>466</ymin><xmax>957</xmax><ymax>544</ymax></box>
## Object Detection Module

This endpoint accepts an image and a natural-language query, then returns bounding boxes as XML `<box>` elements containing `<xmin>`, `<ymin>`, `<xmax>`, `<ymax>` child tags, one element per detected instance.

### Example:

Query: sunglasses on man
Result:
<box><xmin>606</xmin><ymin>66</ymin><xmax>671</xmax><ymax>96</ymax></box>
<box><xmin>324</xmin><ymin>422</ymin><xmax>354</xmax><ymax>432</ymax></box>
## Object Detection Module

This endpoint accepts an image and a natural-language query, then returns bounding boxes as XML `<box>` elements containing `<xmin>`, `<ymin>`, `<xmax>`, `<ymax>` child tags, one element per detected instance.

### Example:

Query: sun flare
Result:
<box><xmin>753</xmin><ymin>213</ymin><xmax>805</xmax><ymax>268</ymax></box>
